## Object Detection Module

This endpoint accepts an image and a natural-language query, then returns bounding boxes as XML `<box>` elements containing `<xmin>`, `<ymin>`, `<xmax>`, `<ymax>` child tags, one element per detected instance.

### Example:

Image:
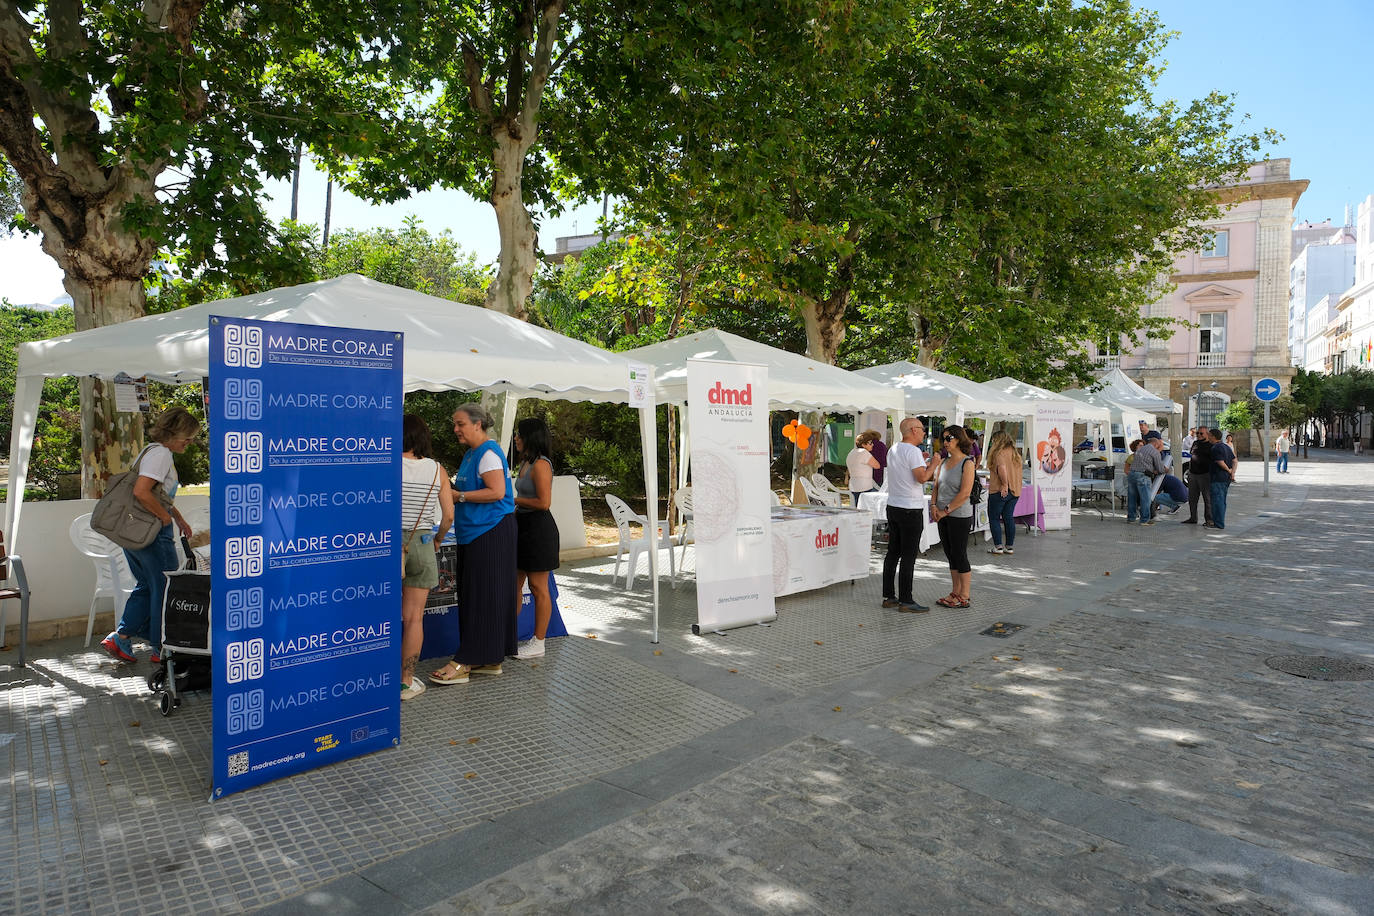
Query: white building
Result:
<box><xmin>1288</xmin><ymin>222</ymin><xmax>1355</xmax><ymax>366</ymax></box>
<box><xmin>1336</xmin><ymin>195</ymin><xmax>1374</xmax><ymax>374</ymax></box>
<box><xmin>1305</xmin><ymin>294</ymin><xmax>1337</xmax><ymax>373</ymax></box>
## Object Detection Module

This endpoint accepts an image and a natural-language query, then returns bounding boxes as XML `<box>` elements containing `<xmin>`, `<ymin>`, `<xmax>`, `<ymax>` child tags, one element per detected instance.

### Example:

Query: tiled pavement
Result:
<box><xmin>3</xmin><ymin>452</ymin><xmax>1372</xmax><ymax>913</ymax></box>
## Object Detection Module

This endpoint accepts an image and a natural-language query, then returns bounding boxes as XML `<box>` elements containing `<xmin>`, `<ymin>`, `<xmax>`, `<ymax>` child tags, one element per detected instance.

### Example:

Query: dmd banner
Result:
<box><xmin>209</xmin><ymin>317</ymin><xmax>403</xmax><ymax>798</ymax></box>
<box><xmin>686</xmin><ymin>358</ymin><xmax>775</xmax><ymax>633</ymax></box>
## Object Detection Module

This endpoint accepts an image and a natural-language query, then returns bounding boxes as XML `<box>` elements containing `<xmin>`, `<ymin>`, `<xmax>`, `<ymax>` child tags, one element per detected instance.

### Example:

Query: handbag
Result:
<box><xmin>91</xmin><ymin>446</ymin><xmax>174</xmax><ymax>550</ymax></box>
<box><xmin>402</xmin><ymin>465</ymin><xmax>441</xmax><ymax>573</ymax></box>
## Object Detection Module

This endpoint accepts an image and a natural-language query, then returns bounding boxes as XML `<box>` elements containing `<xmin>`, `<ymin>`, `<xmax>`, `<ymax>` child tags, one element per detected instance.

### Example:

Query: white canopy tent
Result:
<box><xmin>986</xmin><ymin>376</ymin><xmax>1112</xmax><ymax>429</ymax></box>
<box><xmin>623</xmin><ymin>329</ymin><xmax>905</xmax><ymax>414</ymax></box>
<box><xmin>1061</xmin><ymin>368</ymin><xmax>1183</xmax><ymax>464</ymax></box>
<box><xmin>622</xmin><ymin>329</ymin><xmax>906</xmax><ymax>492</ymax></box>
<box><xmin>5</xmin><ymin>274</ymin><xmax>666</xmax><ymax>638</ymax></box>
<box><xmin>854</xmin><ymin>361</ymin><xmax>1033</xmax><ymax>422</ymax></box>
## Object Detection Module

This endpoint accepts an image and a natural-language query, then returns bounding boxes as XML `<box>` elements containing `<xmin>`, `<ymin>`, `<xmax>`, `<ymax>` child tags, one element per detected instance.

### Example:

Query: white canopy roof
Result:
<box><xmin>7</xmin><ymin>274</ymin><xmax>668</xmax><ymax>637</ymax></box>
<box><xmin>14</xmin><ymin>273</ymin><xmax>639</xmax><ymax>402</ymax></box>
<box><xmin>854</xmin><ymin>361</ymin><xmax>1032</xmax><ymax>419</ymax></box>
<box><xmin>1061</xmin><ymin>368</ymin><xmax>1181</xmax><ymax>416</ymax></box>
<box><xmin>621</xmin><ymin>329</ymin><xmax>904</xmax><ymax>413</ymax></box>
<box><xmin>986</xmin><ymin>377</ymin><xmax>1112</xmax><ymax>427</ymax></box>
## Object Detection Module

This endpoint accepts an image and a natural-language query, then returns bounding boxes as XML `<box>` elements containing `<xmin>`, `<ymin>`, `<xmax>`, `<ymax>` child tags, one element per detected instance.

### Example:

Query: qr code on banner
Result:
<box><xmin>228</xmin><ymin>752</ymin><xmax>249</xmax><ymax>778</ymax></box>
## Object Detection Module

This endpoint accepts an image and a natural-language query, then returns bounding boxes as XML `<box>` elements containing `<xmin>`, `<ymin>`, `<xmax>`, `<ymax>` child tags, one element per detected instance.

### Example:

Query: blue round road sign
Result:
<box><xmin>1253</xmin><ymin>377</ymin><xmax>1282</xmax><ymax>402</ymax></box>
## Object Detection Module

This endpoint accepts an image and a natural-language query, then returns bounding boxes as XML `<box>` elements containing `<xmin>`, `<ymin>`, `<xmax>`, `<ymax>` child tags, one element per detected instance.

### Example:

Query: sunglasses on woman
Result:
<box><xmin>942</xmin><ymin>435</ymin><xmax>955</xmax><ymax>443</ymax></box>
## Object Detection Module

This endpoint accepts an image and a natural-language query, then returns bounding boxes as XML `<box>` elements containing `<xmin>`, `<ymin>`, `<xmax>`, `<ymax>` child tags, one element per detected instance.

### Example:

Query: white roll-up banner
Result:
<box><xmin>1033</xmin><ymin>401</ymin><xmax>1075</xmax><ymax>530</ymax></box>
<box><xmin>687</xmin><ymin>358</ymin><xmax>776</xmax><ymax>633</ymax></box>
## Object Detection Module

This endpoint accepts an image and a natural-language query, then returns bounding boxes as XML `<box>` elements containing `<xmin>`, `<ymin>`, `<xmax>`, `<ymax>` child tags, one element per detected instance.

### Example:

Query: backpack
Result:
<box><xmin>963</xmin><ymin>457</ymin><xmax>983</xmax><ymax>505</ymax></box>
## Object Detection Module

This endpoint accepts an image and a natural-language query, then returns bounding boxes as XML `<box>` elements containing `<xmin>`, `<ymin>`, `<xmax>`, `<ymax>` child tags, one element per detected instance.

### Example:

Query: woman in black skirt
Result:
<box><xmin>512</xmin><ymin>417</ymin><xmax>560</xmax><ymax>659</ymax></box>
<box><xmin>429</xmin><ymin>405</ymin><xmax>517</xmax><ymax>686</ymax></box>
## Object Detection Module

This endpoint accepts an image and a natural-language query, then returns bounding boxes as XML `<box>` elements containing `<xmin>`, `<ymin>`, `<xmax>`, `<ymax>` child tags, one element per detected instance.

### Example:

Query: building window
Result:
<box><xmin>1197</xmin><ymin>312</ymin><xmax>1226</xmax><ymax>367</ymax></box>
<box><xmin>1201</xmin><ymin>230</ymin><xmax>1229</xmax><ymax>258</ymax></box>
<box><xmin>1197</xmin><ymin>393</ymin><xmax>1226</xmax><ymax>431</ymax></box>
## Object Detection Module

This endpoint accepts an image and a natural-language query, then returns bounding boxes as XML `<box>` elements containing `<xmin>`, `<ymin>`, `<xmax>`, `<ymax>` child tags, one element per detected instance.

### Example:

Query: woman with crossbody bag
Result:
<box><xmin>398</xmin><ymin>415</ymin><xmax>454</xmax><ymax>701</ymax></box>
<box><xmin>100</xmin><ymin>407</ymin><xmax>200</xmax><ymax>664</ymax></box>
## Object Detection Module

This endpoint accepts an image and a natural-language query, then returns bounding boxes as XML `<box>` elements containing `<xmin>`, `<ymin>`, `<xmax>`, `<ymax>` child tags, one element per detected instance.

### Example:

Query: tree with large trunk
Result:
<box><xmin>568</xmin><ymin>0</ymin><xmax>1270</xmax><ymax>391</ymax></box>
<box><xmin>0</xmin><ymin>0</ymin><xmax>403</xmax><ymax>493</ymax></box>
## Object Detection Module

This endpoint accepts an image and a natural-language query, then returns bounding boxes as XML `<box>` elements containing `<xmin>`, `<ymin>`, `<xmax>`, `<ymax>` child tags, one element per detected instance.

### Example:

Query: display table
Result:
<box><xmin>855</xmin><ymin>491</ymin><xmax>940</xmax><ymax>554</ymax></box>
<box><xmin>1014</xmin><ymin>484</ymin><xmax>1045</xmax><ymax>533</ymax></box>
<box><xmin>1070</xmin><ymin>478</ymin><xmax>1117</xmax><ymax>517</ymax></box>
<box><xmin>420</xmin><ymin>535</ymin><xmax>567</xmax><ymax>659</ymax></box>
<box><xmin>770</xmin><ymin>505</ymin><xmax>871</xmax><ymax>598</ymax></box>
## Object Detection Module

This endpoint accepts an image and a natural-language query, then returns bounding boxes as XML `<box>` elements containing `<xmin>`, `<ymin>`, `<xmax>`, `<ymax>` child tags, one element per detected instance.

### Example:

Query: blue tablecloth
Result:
<box><xmin>419</xmin><ymin>534</ymin><xmax>567</xmax><ymax>660</ymax></box>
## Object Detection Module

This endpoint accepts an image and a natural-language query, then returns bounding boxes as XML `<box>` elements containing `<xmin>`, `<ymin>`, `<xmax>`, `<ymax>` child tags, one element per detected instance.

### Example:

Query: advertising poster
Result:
<box><xmin>1033</xmin><ymin>400</ymin><xmax>1075</xmax><ymax>530</ymax></box>
<box><xmin>686</xmin><ymin>358</ymin><xmax>775</xmax><ymax>632</ymax></box>
<box><xmin>209</xmin><ymin>317</ymin><xmax>402</xmax><ymax>798</ymax></box>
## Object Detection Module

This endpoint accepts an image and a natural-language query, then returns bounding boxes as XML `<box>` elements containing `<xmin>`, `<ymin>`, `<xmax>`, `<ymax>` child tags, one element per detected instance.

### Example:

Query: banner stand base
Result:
<box><xmin>691</xmin><ymin>613</ymin><xmax>778</xmax><ymax>636</ymax></box>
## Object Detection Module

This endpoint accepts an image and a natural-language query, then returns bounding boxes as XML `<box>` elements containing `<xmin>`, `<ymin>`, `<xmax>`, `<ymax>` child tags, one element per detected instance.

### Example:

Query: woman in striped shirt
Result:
<box><xmin>399</xmin><ymin>414</ymin><xmax>454</xmax><ymax>700</ymax></box>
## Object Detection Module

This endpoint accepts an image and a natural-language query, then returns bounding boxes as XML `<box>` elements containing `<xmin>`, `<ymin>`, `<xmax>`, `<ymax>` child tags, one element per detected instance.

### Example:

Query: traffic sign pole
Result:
<box><xmin>1263</xmin><ymin>400</ymin><xmax>1270</xmax><ymax>497</ymax></box>
<box><xmin>1252</xmin><ymin>377</ymin><xmax>1281</xmax><ymax>498</ymax></box>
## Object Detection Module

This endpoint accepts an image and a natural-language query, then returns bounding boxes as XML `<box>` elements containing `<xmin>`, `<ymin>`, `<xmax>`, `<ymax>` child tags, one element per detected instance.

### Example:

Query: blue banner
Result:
<box><xmin>209</xmin><ymin>317</ymin><xmax>403</xmax><ymax>798</ymax></box>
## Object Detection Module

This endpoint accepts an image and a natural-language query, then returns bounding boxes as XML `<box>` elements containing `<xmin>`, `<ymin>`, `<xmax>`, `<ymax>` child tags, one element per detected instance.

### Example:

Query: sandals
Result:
<box><xmin>936</xmin><ymin>596</ymin><xmax>972</xmax><ymax>609</ymax></box>
<box><xmin>428</xmin><ymin>663</ymin><xmax>470</xmax><ymax>685</ymax></box>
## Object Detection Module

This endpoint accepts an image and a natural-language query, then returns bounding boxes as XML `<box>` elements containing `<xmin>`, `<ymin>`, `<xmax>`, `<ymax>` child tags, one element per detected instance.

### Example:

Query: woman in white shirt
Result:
<box><xmin>100</xmin><ymin>407</ymin><xmax>200</xmax><ymax>664</ymax></box>
<box><xmin>845</xmin><ymin>430</ymin><xmax>882</xmax><ymax>505</ymax></box>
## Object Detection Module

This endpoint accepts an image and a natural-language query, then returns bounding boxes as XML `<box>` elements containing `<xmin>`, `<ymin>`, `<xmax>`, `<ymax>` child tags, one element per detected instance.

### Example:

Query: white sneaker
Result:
<box><xmin>516</xmin><ymin>637</ymin><xmax>545</xmax><ymax>659</ymax></box>
<box><xmin>401</xmin><ymin>677</ymin><xmax>426</xmax><ymax>701</ymax></box>
<box><xmin>987</xmin><ymin>546</ymin><xmax>1003</xmax><ymax>554</ymax></box>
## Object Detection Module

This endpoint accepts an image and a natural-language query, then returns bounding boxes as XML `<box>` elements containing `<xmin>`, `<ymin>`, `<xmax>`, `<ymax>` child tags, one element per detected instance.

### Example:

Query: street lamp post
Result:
<box><xmin>1359</xmin><ymin>405</ymin><xmax>1367</xmax><ymax>457</ymax></box>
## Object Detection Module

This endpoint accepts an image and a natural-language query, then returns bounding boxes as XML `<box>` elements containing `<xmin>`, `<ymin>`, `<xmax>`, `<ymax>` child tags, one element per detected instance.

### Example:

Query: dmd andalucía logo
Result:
<box><xmin>705</xmin><ymin>381</ymin><xmax>755</xmax><ymax>419</ymax></box>
<box><xmin>815</xmin><ymin>527</ymin><xmax>839</xmax><ymax>550</ymax></box>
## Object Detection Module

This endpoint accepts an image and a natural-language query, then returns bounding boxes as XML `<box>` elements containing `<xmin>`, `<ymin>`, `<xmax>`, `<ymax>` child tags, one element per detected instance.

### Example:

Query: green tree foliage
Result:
<box><xmin>0</xmin><ymin>0</ymin><xmax>412</xmax><ymax>493</ymax></box>
<box><xmin>319</xmin><ymin>221</ymin><xmax>490</xmax><ymax>305</ymax></box>
<box><xmin>1215</xmin><ymin>400</ymin><xmax>1255</xmax><ymax>435</ymax></box>
<box><xmin>562</xmin><ymin>0</ymin><xmax>1271</xmax><ymax>391</ymax></box>
<box><xmin>1</xmin><ymin>304</ymin><xmax>79</xmax><ymax>495</ymax></box>
<box><xmin>532</xmin><ymin>232</ymin><xmax>806</xmax><ymax>354</ymax></box>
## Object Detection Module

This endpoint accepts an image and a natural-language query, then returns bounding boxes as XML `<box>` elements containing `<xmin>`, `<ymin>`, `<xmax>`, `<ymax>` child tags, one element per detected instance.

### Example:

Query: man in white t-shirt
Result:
<box><xmin>882</xmin><ymin>417</ymin><xmax>942</xmax><ymax>613</ymax></box>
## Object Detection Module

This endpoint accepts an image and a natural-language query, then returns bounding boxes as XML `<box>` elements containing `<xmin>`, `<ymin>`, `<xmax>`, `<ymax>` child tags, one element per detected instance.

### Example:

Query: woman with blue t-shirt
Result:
<box><xmin>429</xmin><ymin>404</ymin><xmax>517</xmax><ymax>686</ymax></box>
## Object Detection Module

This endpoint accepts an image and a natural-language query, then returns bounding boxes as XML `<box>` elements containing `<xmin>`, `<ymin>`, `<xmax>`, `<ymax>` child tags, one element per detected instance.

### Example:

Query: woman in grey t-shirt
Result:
<box><xmin>931</xmin><ymin>425</ymin><xmax>977</xmax><ymax>608</ymax></box>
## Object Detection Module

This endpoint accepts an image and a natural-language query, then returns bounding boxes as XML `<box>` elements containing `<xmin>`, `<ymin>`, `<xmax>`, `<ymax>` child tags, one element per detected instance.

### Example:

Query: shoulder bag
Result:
<box><xmin>91</xmin><ymin>446</ymin><xmax>174</xmax><ymax>550</ymax></box>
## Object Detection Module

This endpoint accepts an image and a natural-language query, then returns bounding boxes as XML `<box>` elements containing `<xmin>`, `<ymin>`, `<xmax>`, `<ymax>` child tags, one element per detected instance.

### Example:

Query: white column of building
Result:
<box><xmin>1253</xmin><ymin>199</ymin><xmax>1296</xmax><ymax>369</ymax></box>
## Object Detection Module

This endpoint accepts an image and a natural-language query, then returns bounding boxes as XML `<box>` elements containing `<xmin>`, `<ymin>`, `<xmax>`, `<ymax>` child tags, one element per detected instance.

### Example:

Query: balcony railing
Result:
<box><xmin>1095</xmin><ymin>354</ymin><xmax>1121</xmax><ymax>369</ymax></box>
<box><xmin>1196</xmin><ymin>352</ymin><xmax>1226</xmax><ymax>368</ymax></box>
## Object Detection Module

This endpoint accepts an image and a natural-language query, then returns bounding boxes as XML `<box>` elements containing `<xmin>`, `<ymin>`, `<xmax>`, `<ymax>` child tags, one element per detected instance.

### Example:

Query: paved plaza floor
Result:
<box><xmin>3</xmin><ymin>451</ymin><xmax>1372</xmax><ymax>914</ymax></box>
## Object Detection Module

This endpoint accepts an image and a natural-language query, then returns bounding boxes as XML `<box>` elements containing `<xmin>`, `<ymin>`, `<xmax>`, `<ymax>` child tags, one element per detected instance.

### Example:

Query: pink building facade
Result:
<box><xmin>1096</xmin><ymin>159</ymin><xmax>1307</xmax><ymax>455</ymax></box>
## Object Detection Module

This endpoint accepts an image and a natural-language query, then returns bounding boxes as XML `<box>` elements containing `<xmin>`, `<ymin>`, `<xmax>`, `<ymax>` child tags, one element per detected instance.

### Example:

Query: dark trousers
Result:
<box><xmin>1187</xmin><ymin>472</ymin><xmax>1212</xmax><ymax>523</ymax></box>
<box><xmin>882</xmin><ymin>505</ymin><xmax>924</xmax><ymax>603</ymax></box>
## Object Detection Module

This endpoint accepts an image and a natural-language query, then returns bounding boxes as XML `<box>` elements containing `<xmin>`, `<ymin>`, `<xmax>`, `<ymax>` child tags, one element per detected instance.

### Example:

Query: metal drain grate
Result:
<box><xmin>980</xmin><ymin>622</ymin><xmax>1025</xmax><ymax>639</ymax></box>
<box><xmin>1264</xmin><ymin>655</ymin><xmax>1374</xmax><ymax>682</ymax></box>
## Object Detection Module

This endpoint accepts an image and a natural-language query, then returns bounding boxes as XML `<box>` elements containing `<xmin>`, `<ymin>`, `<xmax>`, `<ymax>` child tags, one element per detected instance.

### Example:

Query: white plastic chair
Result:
<box><xmin>798</xmin><ymin>476</ymin><xmax>839</xmax><ymax>507</ymax></box>
<box><xmin>811</xmin><ymin>473</ymin><xmax>847</xmax><ymax>506</ymax></box>
<box><xmin>672</xmin><ymin>487</ymin><xmax>694</xmax><ymax>566</ymax></box>
<box><xmin>70</xmin><ymin>513</ymin><xmax>135</xmax><ymax>646</ymax></box>
<box><xmin>769</xmin><ymin>490</ymin><xmax>783</xmax><ymax>507</ymax></box>
<box><xmin>605</xmin><ymin>494</ymin><xmax>675</xmax><ymax>588</ymax></box>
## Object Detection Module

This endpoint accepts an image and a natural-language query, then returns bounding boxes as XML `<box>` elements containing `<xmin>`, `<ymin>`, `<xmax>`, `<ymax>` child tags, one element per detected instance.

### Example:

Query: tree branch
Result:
<box><xmin>461</xmin><ymin>39</ymin><xmax>493</xmax><ymax>118</ymax></box>
<box><xmin>518</xmin><ymin>0</ymin><xmax>564</xmax><ymax>138</ymax></box>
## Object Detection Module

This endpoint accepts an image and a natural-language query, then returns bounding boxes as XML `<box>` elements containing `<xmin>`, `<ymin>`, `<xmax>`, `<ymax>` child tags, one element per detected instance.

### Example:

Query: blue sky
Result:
<box><xmin>3</xmin><ymin>0</ymin><xmax>1371</xmax><ymax>305</ymax></box>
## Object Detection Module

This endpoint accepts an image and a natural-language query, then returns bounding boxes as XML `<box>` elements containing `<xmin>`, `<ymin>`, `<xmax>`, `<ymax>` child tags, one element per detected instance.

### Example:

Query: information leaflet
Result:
<box><xmin>1032</xmin><ymin>400</ymin><xmax>1074</xmax><ymax>530</ymax></box>
<box><xmin>687</xmin><ymin>359</ymin><xmax>775</xmax><ymax>632</ymax></box>
<box><xmin>210</xmin><ymin>317</ymin><xmax>402</xmax><ymax>798</ymax></box>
